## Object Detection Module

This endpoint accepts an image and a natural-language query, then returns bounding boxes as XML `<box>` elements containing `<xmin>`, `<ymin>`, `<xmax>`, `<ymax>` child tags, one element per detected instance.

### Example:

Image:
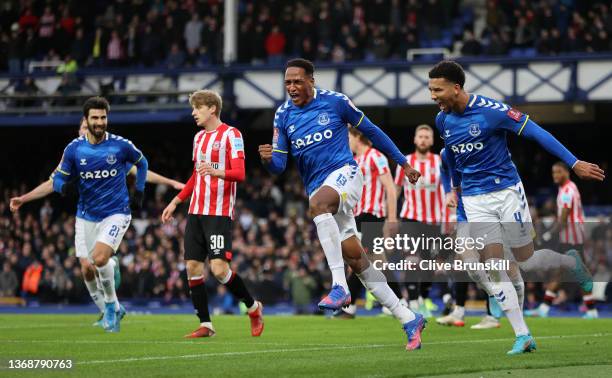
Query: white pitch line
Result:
<box><xmin>2</xmin><ymin>333</ymin><xmax>605</xmax><ymax>366</ymax></box>
<box><xmin>2</xmin><ymin>332</ymin><xmax>610</xmax><ymax>350</ymax></box>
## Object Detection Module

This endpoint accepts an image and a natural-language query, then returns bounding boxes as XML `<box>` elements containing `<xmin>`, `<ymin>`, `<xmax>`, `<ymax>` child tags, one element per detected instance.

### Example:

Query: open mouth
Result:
<box><xmin>289</xmin><ymin>93</ymin><xmax>299</xmax><ymax>101</ymax></box>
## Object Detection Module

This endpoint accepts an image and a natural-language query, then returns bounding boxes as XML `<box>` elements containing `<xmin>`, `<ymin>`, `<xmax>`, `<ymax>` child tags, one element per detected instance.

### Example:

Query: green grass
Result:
<box><xmin>0</xmin><ymin>314</ymin><xmax>611</xmax><ymax>377</ymax></box>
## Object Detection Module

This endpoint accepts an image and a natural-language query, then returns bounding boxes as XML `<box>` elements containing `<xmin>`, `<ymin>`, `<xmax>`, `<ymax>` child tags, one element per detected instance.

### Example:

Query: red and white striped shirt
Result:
<box><xmin>394</xmin><ymin>152</ymin><xmax>444</xmax><ymax>224</ymax></box>
<box><xmin>557</xmin><ymin>180</ymin><xmax>585</xmax><ymax>245</ymax></box>
<box><xmin>179</xmin><ymin>123</ymin><xmax>245</xmax><ymax>219</ymax></box>
<box><xmin>354</xmin><ymin>147</ymin><xmax>390</xmax><ymax>218</ymax></box>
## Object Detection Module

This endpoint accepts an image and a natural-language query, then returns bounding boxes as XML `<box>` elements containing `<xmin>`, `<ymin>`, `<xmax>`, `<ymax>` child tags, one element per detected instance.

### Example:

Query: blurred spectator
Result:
<box><xmin>38</xmin><ymin>6</ymin><xmax>55</xmax><ymax>54</ymax></box>
<box><xmin>14</xmin><ymin>77</ymin><xmax>40</xmax><ymax>107</ymax></box>
<box><xmin>265</xmin><ymin>25</ymin><xmax>286</xmax><ymax>64</ymax></box>
<box><xmin>165</xmin><ymin>42</ymin><xmax>186</xmax><ymax>69</ymax></box>
<box><xmin>106</xmin><ymin>30</ymin><xmax>124</xmax><ymax>66</ymax></box>
<box><xmin>184</xmin><ymin>13</ymin><xmax>203</xmax><ymax>59</ymax></box>
<box><xmin>0</xmin><ymin>262</ymin><xmax>18</xmax><ymax>297</ymax></box>
<box><xmin>461</xmin><ymin>30</ymin><xmax>482</xmax><ymax>56</ymax></box>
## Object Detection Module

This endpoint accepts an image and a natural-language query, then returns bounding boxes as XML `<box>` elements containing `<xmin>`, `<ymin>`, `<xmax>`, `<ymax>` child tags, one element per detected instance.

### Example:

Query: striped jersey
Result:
<box><xmin>395</xmin><ymin>152</ymin><xmax>444</xmax><ymax>224</ymax></box>
<box><xmin>354</xmin><ymin>147</ymin><xmax>390</xmax><ymax>218</ymax></box>
<box><xmin>188</xmin><ymin>123</ymin><xmax>244</xmax><ymax>218</ymax></box>
<box><xmin>557</xmin><ymin>180</ymin><xmax>585</xmax><ymax>245</ymax></box>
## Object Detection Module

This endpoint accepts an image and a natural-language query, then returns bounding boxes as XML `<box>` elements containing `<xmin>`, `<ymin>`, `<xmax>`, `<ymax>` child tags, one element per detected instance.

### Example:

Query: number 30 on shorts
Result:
<box><xmin>210</xmin><ymin>235</ymin><xmax>224</xmax><ymax>250</ymax></box>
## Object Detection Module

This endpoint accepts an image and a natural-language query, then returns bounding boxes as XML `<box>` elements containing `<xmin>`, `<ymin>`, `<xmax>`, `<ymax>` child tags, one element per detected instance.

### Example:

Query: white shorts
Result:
<box><xmin>456</xmin><ymin>221</ymin><xmax>516</xmax><ymax>261</ymax></box>
<box><xmin>75</xmin><ymin>213</ymin><xmax>131</xmax><ymax>259</ymax></box>
<box><xmin>310</xmin><ymin>164</ymin><xmax>364</xmax><ymax>241</ymax></box>
<box><xmin>462</xmin><ymin>181</ymin><xmax>533</xmax><ymax>248</ymax></box>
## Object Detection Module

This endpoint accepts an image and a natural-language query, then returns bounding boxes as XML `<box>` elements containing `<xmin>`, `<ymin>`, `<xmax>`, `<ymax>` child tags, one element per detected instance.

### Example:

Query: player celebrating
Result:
<box><xmin>161</xmin><ymin>90</ymin><xmax>264</xmax><ymax>339</ymax></box>
<box><xmin>259</xmin><ymin>58</ymin><xmax>426</xmax><ymax>351</ymax></box>
<box><xmin>335</xmin><ymin>127</ymin><xmax>403</xmax><ymax>318</ymax></box>
<box><xmin>525</xmin><ymin>162</ymin><xmax>597</xmax><ymax>319</ymax></box>
<box><xmin>428</xmin><ymin>60</ymin><xmax>604</xmax><ymax>354</ymax></box>
<box><xmin>10</xmin><ymin>117</ymin><xmax>184</xmax><ymax>327</ymax></box>
<box><xmin>394</xmin><ymin>124</ymin><xmax>445</xmax><ymax>317</ymax></box>
<box><xmin>26</xmin><ymin>97</ymin><xmax>147</xmax><ymax>332</ymax></box>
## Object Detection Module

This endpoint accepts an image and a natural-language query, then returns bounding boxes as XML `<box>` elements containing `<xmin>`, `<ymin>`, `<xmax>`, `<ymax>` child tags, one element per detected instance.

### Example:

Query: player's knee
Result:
<box><xmin>185</xmin><ymin>260</ymin><xmax>204</xmax><ymax>278</ymax></box>
<box><xmin>80</xmin><ymin>258</ymin><xmax>96</xmax><ymax>280</ymax></box>
<box><xmin>309</xmin><ymin>196</ymin><xmax>339</xmax><ymax>217</ymax></box>
<box><xmin>210</xmin><ymin>260</ymin><xmax>229</xmax><ymax>282</ymax></box>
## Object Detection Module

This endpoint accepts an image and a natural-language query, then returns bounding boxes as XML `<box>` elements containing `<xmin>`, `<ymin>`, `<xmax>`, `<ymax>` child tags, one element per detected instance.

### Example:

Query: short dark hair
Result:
<box><xmin>83</xmin><ymin>96</ymin><xmax>110</xmax><ymax>117</ymax></box>
<box><xmin>553</xmin><ymin>161</ymin><xmax>570</xmax><ymax>172</ymax></box>
<box><xmin>428</xmin><ymin>60</ymin><xmax>466</xmax><ymax>88</ymax></box>
<box><xmin>286</xmin><ymin>58</ymin><xmax>314</xmax><ymax>77</ymax></box>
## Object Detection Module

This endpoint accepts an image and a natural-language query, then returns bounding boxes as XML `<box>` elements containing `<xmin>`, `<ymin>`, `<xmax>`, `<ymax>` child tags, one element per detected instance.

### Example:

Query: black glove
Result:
<box><xmin>60</xmin><ymin>177</ymin><xmax>78</xmax><ymax>197</ymax></box>
<box><xmin>130</xmin><ymin>190</ymin><xmax>144</xmax><ymax>210</ymax></box>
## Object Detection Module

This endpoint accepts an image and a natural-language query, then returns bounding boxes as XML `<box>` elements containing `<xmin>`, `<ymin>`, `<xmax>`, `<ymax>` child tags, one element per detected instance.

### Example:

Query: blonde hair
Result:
<box><xmin>348</xmin><ymin>127</ymin><xmax>372</xmax><ymax>146</ymax></box>
<box><xmin>415</xmin><ymin>124</ymin><xmax>433</xmax><ymax>134</ymax></box>
<box><xmin>189</xmin><ymin>90</ymin><xmax>222</xmax><ymax>117</ymax></box>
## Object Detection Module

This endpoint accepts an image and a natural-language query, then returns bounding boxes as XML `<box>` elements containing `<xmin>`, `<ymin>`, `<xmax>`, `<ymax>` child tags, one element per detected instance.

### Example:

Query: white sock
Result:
<box><xmin>409</xmin><ymin>300</ymin><xmax>419</xmax><ymax>311</ymax></box>
<box><xmin>465</xmin><ymin>258</ymin><xmax>495</xmax><ymax>296</ymax></box>
<box><xmin>96</xmin><ymin>261</ymin><xmax>119</xmax><ymax>311</ymax></box>
<box><xmin>313</xmin><ymin>213</ymin><xmax>348</xmax><ymax>290</ymax></box>
<box><xmin>487</xmin><ymin>258</ymin><xmax>529</xmax><ymax>337</ymax></box>
<box><xmin>247</xmin><ymin>301</ymin><xmax>259</xmax><ymax>313</ymax></box>
<box><xmin>200</xmin><ymin>321</ymin><xmax>214</xmax><ymax>330</ymax></box>
<box><xmin>518</xmin><ymin>249</ymin><xmax>575</xmax><ymax>273</ymax></box>
<box><xmin>509</xmin><ymin>263</ymin><xmax>525</xmax><ymax>311</ymax></box>
<box><xmin>452</xmin><ymin>305</ymin><xmax>465</xmax><ymax>319</ymax></box>
<box><xmin>84</xmin><ymin>278</ymin><xmax>105</xmax><ymax>312</ymax></box>
<box><xmin>357</xmin><ymin>264</ymin><xmax>415</xmax><ymax>324</ymax></box>
<box><xmin>219</xmin><ymin>269</ymin><xmax>233</xmax><ymax>284</ymax></box>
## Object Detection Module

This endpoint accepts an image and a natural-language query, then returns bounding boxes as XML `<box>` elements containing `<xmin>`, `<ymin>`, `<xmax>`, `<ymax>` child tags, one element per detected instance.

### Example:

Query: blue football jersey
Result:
<box><xmin>273</xmin><ymin>89</ymin><xmax>363</xmax><ymax>195</ymax></box>
<box><xmin>52</xmin><ymin>132</ymin><xmax>144</xmax><ymax>222</ymax></box>
<box><xmin>440</xmin><ymin>148</ymin><xmax>466</xmax><ymax>222</ymax></box>
<box><xmin>435</xmin><ymin>94</ymin><xmax>530</xmax><ymax>196</ymax></box>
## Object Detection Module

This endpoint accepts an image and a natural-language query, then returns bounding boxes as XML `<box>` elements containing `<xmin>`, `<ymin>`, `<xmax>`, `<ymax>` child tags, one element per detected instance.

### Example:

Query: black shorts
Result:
<box><xmin>355</xmin><ymin>212</ymin><xmax>384</xmax><ymax>233</ymax></box>
<box><xmin>184</xmin><ymin>215</ymin><xmax>233</xmax><ymax>262</ymax></box>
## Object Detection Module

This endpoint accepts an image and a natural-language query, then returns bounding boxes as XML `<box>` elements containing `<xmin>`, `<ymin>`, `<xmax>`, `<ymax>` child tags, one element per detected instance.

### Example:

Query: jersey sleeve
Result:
<box><xmin>120</xmin><ymin>138</ymin><xmax>144</xmax><ymax>165</ymax></box>
<box><xmin>372</xmin><ymin>151</ymin><xmax>390</xmax><ymax>175</ymax></box>
<box><xmin>52</xmin><ymin>141</ymin><xmax>77</xmax><ymax>193</ymax></box>
<box><xmin>480</xmin><ymin>99</ymin><xmax>530</xmax><ymax>135</ymax></box>
<box><xmin>272</xmin><ymin>104</ymin><xmax>289</xmax><ymax>154</ymax></box>
<box><xmin>394</xmin><ymin>164</ymin><xmax>404</xmax><ymax>186</ymax></box>
<box><xmin>335</xmin><ymin>94</ymin><xmax>365</xmax><ymax>127</ymax></box>
<box><xmin>435</xmin><ymin>111</ymin><xmax>447</xmax><ymax>139</ymax></box>
<box><xmin>559</xmin><ymin>188</ymin><xmax>573</xmax><ymax>209</ymax></box>
<box><xmin>227</xmin><ymin>128</ymin><xmax>245</xmax><ymax>159</ymax></box>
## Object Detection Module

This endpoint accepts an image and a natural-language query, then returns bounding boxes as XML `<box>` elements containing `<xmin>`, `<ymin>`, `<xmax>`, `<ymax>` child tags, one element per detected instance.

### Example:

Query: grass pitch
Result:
<box><xmin>0</xmin><ymin>314</ymin><xmax>611</xmax><ymax>377</ymax></box>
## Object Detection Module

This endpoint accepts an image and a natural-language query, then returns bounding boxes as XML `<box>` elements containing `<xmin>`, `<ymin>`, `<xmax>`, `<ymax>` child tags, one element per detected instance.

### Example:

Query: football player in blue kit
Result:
<box><xmin>13</xmin><ymin>97</ymin><xmax>148</xmax><ymax>332</ymax></box>
<box><xmin>428</xmin><ymin>60</ymin><xmax>604</xmax><ymax>354</ymax></box>
<box><xmin>259</xmin><ymin>58</ymin><xmax>426</xmax><ymax>351</ymax></box>
<box><xmin>10</xmin><ymin>116</ymin><xmax>183</xmax><ymax>328</ymax></box>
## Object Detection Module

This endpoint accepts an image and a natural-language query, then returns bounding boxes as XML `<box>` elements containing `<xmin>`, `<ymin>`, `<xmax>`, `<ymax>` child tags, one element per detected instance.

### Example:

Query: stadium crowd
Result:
<box><xmin>2</xmin><ymin>162</ymin><xmax>611</xmax><ymax>311</ymax></box>
<box><xmin>1</xmin><ymin>0</ymin><xmax>612</xmax><ymax>74</ymax></box>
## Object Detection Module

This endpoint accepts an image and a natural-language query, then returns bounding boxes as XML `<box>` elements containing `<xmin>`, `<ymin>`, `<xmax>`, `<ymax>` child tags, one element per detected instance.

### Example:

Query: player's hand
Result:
<box><xmin>383</xmin><ymin>219</ymin><xmax>399</xmax><ymax>238</ymax></box>
<box><xmin>161</xmin><ymin>202</ymin><xmax>176</xmax><ymax>223</ymax></box>
<box><xmin>9</xmin><ymin>196</ymin><xmax>24</xmax><ymax>212</ymax></box>
<box><xmin>170</xmin><ymin>180</ymin><xmax>185</xmax><ymax>190</ymax></box>
<box><xmin>258</xmin><ymin>144</ymin><xmax>273</xmax><ymax>163</ymax></box>
<box><xmin>573</xmin><ymin>161</ymin><xmax>605</xmax><ymax>181</ymax></box>
<box><xmin>130</xmin><ymin>190</ymin><xmax>144</xmax><ymax>210</ymax></box>
<box><xmin>197</xmin><ymin>162</ymin><xmax>220</xmax><ymax>178</ymax></box>
<box><xmin>445</xmin><ymin>192</ymin><xmax>457</xmax><ymax>208</ymax></box>
<box><xmin>403</xmin><ymin>164</ymin><xmax>421</xmax><ymax>184</ymax></box>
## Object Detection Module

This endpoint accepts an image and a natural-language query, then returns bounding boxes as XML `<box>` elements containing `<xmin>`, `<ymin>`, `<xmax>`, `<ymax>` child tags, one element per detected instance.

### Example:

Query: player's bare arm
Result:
<box><xmin>128</xmin><ymin>166</ymin><xmax>185</xmax><ymax>190</ymax></box>
<box><xmin>9</xmin><ymin>179</ymin><xmax>54</xmax><ymax>212</ymax></box>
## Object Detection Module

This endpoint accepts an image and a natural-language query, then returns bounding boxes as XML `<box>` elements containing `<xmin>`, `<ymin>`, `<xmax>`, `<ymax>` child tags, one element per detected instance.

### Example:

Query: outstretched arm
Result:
<box><xmin>128</xmin><ymin>166</ymin><xmax>185</xmax><ymax>190</ymax></box>
<box><xmin>519</xmin><ymin>119</ymin><xmax>605</xmax><ymax>181</ymax></box>
<box><xmin>10</xmin><ymin>179</ymin><xmax>54</xmax><ymax>212</ymax></box>
<box><xmin>356</xmin><ymin>116</ymin><xmax>420</xmax><ymax>184</ymax></box>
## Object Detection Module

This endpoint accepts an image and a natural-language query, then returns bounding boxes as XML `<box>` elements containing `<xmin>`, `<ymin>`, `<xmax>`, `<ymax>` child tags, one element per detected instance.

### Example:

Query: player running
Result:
<box><xmin>435</xmin><ymin>148</ymin><xmax>524</xmax><ymax>329</ymax></box>
<box><xmin>259</xmin><ymin>58</ymin><xmax>426</xmax><ymax>350</ymax></box>
<box><xmin>525</xmin><ymin>162</ymin><xmax>597</xmax><ymax>319</ymax></box>
<box><xmin>428</xmin><ymin>60</ymin><xmax>604</xmax><ymax>354</ymax></box>
<box><xmin>334</xmin><ymin>127</ymin><xmax>404</xmax><ymax>318</ymax></box>
<box><xmin>394</xmin><ymin>124</ymin><xmax>445</xmax><ymax>317</ymax></box>
<box><xmin>10</xmin><ymin>117</ymin><xmax>184</xmax><ymax>327</ymax></box>
<box><xmin>17</xmin><ymin>97</ymin><xmax>148</xmax><ymax>332</ymax></box>
<box><xmin>161</xmin><ymin>90</ymin><xmax>264</xmax><ymax>339</ymax></box>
